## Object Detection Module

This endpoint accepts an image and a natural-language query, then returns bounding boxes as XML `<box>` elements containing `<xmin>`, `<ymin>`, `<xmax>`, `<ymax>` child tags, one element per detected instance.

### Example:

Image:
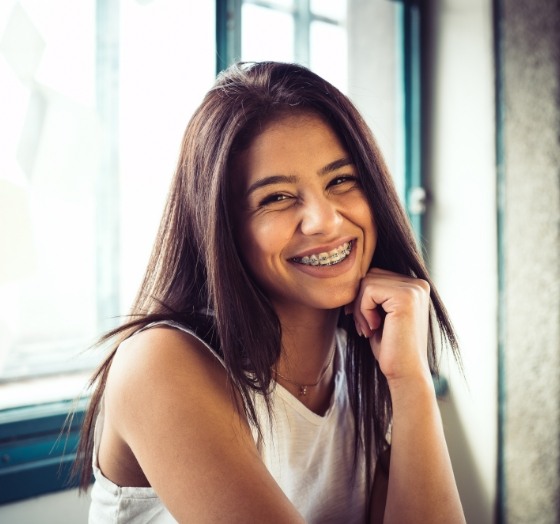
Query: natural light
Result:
<box><xmin>0</xmin><ymin>0</ymin><xmax>216</xmax><ymax>408</ymax></box>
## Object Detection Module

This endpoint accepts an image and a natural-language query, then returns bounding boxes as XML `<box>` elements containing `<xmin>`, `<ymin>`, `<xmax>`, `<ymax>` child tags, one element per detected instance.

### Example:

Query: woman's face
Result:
<box><xmin>232</xmin><ymin>112</ymin><xmax>377</xmax><ymax>314</ymax></box>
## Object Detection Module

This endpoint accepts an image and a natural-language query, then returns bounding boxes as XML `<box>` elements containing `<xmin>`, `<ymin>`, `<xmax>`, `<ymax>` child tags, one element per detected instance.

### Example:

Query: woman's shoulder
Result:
<box><xmin>97</xmin><ymin>322</ymin><xmax>305</xmax><ymax>522</ymax></box>
<box><xmin>124</xmin><ymin>320</ymin><xmax>225</xmax><ymax>367</ymax></box>
<box><xmin>97</xmin><ymin>321</ymin><xmax>238</xmax><ymax>488</ymax></box>
<box><xmin>103</xmin><ymin>321</ymin><xmax>237</xmax><ymax>442</ymax></box>
<box><xmin>107</xmin><ymin>322</ymin><xmax>228</xmax><ymax>405</ymax></box>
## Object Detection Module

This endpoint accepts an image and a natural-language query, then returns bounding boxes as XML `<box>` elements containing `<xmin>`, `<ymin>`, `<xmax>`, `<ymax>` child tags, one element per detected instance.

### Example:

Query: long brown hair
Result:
<box><xmin>74</xmin><ymin>61</ymin><xmax>459</xmax><ymax>493</ymax></box>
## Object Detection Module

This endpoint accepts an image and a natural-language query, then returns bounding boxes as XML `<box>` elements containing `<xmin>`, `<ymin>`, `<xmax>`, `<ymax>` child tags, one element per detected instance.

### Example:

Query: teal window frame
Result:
<box><xmin>0</xmin><ymin>400</ymin><xmax>85</xmax><ymax>504</ymax></box>
<box><xmin>216</xmin><ymin>0</ymin><xmax>345</xmax><ymax>74</ymax></box>
<box><xmin>400</xmin><ymin>0</ymin><xmax>425</xmax><ymax>238</ymax></box>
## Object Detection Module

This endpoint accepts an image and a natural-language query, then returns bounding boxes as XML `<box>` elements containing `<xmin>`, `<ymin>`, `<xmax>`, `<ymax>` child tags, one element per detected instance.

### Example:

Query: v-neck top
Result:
<box><xmin>88</xmin><ymin>321</ymin><xmax>370</xmax><ymax>523</ymax></box>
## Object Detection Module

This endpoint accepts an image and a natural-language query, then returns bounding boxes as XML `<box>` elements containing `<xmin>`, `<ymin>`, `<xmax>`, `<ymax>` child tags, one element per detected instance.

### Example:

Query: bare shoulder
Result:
<box><xmin>101</xmin><ymin>325</ymin><xmax>304</xmax><ymax>522</ymax></box>
<box><xmin>108</xmin><ymin>325</ymin><xmax>229</xmax><ymax>404</ymax></box>
<box><xmin>105</xmin><ymin>324</ymin><xmax>241</xmax><ymax>450</ymax></box>
<box><xmin>98</xmin><ymin>325</ymin><xmax>237</xmax><ymax>486</ymax></box>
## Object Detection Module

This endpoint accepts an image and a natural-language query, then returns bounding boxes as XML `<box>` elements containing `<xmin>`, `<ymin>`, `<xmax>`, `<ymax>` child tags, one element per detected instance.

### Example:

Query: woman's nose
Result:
<box><xmin>299</xmin><ymin>196</ymin><xmax>342</xmax><ymax>236</ymax></box>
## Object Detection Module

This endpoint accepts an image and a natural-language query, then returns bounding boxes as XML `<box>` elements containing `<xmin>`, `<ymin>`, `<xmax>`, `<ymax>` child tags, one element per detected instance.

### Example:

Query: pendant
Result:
<box><xmin>299</xmin><ymin>385</ymin><xmax>308</xmax><ymax>396</ymax></box>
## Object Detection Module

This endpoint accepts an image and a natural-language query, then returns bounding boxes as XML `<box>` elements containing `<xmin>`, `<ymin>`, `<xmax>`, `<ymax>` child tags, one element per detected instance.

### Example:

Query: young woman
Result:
<box><xmin>77</xmin><ymin>61</ymin><xmax>465</xmax><ymax>523</ymax></box>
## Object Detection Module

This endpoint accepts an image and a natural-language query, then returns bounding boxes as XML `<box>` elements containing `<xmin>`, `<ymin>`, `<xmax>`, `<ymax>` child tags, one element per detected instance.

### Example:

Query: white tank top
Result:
<box><xmin>88</xmin><ymin>321</ymin><xmax>370</xmax><ymax>523</ymax></box>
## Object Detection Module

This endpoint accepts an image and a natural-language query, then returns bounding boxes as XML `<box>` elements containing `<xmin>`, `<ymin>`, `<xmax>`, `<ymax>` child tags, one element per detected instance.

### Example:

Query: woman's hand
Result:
<box><xmin>346</xmin><ymin>267</ymin><xmax>432</xmax><ymax>385</ymax></box>
<box><xmin>349</xmin><ymin>269</ymin><xmax>466</xmax><ymax>524</ymax></box>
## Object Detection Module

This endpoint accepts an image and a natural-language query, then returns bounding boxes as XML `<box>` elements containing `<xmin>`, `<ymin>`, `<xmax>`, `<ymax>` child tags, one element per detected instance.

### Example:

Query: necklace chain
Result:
<box><xmin>274</xmin><ymin>345</ymin><xmax>336</xmax><ymax>397</ymax></box>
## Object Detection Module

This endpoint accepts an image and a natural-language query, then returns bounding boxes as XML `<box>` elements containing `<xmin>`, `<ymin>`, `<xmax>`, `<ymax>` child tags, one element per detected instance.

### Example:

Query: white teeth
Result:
<box><xmin>329</xmin><ymin>248</ymin><xmax>341</xmax><ymax>262</ymax></box>
<box><xmin>292</xmin><ymin>241</ymin><xmax>352</xmax><ymax>267</ymax></box>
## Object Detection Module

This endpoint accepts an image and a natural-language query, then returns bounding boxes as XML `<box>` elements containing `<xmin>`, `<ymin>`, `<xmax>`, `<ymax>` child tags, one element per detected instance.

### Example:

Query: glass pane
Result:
<box><xmin>311</xmin><ymin>0</ymin><xmax>346</xmax><ymax>21</ymax></box>
<box><xmin>241</xmin><ymin>4</ymin><xmax>295</xmax><ymax>63</ymax></box>
<box><xmin>0</xmin><ymin>0</ymin><xmax>215</xmax><ymax>407</ymax></box>
<box><xmin>310</xmin><ymin>21</ymin><xmax>347</xmax><ymax>93</ymax></box>
<box><xmin>0</xmin><ymin>0</ymin><xmax>99</xmax><ymax>381</ymax></box>
<box><xmin>118</xmin><ymin>0</ymin><xmax>216</xmax><ymax>310</ymax></box>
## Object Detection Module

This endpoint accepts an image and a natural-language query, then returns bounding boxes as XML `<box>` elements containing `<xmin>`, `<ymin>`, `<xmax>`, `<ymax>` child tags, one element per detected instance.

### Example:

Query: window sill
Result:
<box><xmin>0</xmin><ymin>372</ymin><xmax>91</xmax><ymax>411</ymax></box>
<box><xmin>0</xmin><ymin>397</ymin><xmax>88</xmax><ymax>504</ymax></box>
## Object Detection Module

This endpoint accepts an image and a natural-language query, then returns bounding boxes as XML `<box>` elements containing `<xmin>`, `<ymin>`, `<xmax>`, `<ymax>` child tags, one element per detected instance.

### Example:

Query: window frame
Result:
<box><xmin>216</xmin><ymin>0</ymin><xmax>346</xmax><ymax>73</ymax></box>
<box><xmin>0</xmin><ymin>0</ymin><xmax>121</xmax><ymax>385</ymax></box>
<box><xmin>399</xmin><ymin>0</ymin><xmax>425</xmax><ymax>237</ymax></box>
<box><xmin>0</xmin><ymin>399</ymin><xmax>86</xmax><ymax>504</ymax></box>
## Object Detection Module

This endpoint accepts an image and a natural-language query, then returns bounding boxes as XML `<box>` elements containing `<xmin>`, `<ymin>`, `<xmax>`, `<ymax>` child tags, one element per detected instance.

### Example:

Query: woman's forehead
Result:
<box><xmin>235</xmin><ymin>113</ymin><xmax>346</xmax><ymax>175</ymax></box>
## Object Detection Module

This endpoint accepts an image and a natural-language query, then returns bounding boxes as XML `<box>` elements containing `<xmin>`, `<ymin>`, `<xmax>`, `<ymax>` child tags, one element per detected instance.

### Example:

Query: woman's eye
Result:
<box><xmin>328</xmin><ymin>175</ymin><xmax>359</xmax><ymax>188</ymax></box>
<box><xmin>258</xmin><ymin>193</ymin><xmax>291</xmax><ymax>206</ymax></box>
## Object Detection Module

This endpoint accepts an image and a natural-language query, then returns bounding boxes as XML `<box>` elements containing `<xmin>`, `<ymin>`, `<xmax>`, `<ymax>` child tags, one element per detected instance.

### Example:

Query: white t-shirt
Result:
<box><xmin>88</xmin><ymin>322</ymin><xmax>370</xmax><ymax>523</ymax></box>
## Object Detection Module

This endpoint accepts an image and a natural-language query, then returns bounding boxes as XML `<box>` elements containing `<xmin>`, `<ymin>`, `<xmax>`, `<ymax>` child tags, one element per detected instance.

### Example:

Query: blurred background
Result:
<box><xmin>0</xmin><ymin>1</ymin><xmax>558</xmax><ymax>523</ymax></box>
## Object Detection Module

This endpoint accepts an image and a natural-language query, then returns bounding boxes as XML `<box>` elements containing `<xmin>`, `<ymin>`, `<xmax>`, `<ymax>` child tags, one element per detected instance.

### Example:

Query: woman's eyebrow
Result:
<box><xmin>318</xmin><ymin>158</ymin><xmax>354</xmax><ymax>176</ymax></box>
<box><xmin>245</xmin><ymin>174</ymin><xmax>298</xmax><ymax>197</ymax></box>
<box><xmin>244</xmin><ymin>158</ymin><xmax>353</xmax><ymax>197</ymax></box>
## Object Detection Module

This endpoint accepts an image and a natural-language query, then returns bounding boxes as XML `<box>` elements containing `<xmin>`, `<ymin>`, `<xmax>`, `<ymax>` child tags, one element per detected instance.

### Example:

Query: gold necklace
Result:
<box><xmin>274</xmin><ymin>346</ymin><xmax>336</xmax><ymax>397</ymax></box>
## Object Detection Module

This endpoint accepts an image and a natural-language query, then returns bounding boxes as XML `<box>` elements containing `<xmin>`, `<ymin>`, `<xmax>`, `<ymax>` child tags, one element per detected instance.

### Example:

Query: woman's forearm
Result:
<box><xmin>382</xmin><ymin>374</ymin><xmax>465</xmax><ymax>524</ymax></box>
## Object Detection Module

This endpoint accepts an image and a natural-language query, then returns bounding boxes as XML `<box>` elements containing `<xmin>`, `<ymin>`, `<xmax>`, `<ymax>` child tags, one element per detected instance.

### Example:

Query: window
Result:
<box><xmin>0</xmin><ymin>0</ymin><xmax>215</xmax><ymax>409</ymax></box>
<box><xmin>240</xmin><ymin>0</ymin><xmax>348</xmax><ymax>92</ymax></box>
<box><xmin>0</xmin><ymin>0</ymin><xmax>102</xmax><ymax>403</ymax></box>
<box><xmin>0</xmin><ymin>0</ymin><xmax>215</xmax><ymax>503</ymax></box>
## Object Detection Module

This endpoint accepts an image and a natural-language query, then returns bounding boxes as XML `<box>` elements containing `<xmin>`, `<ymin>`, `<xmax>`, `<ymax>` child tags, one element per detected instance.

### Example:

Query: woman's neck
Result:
<box><xmin>273</xmin><ymin>306</ymin><xmax>340</xmax><ymax>414</ymax></box>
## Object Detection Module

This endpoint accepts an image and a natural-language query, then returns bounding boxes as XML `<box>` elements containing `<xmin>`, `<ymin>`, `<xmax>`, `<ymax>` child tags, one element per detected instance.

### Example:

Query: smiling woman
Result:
<box><xmin>75</xmin><ymin>62</ymin><xmax>465</xmax><ymax>524</ymax></box>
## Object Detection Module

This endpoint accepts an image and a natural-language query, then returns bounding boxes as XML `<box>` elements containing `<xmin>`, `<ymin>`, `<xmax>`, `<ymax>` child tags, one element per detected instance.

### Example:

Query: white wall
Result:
<box><xmin>350</xmin><ymin>2</ymin><xmax>498</xmax><ymax>521</ymax></box>
<box><xmin>348</xmin><ymin>0</ymin><xmax>402</xmax><ymax>194</ymax></box>
<box><xmin>425</xmin><ymin>1</ymin><xmax>497</xmax><ymax>523</ymax></box>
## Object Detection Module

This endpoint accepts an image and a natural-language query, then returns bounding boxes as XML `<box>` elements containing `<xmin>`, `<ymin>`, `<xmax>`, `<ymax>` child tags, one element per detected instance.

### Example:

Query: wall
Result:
<box><xmin>347</xmin><ymin>0</ymin><xmax>402</xmax><ymax>194</ymax></box>
<box><xmin>500</xmin><ymin>0</ymin><xmax>560</xmax><ymax>522</ymax></box>
<box><xmin>423</xmin><ymin>1</ymin><xmax>498</xmax><ymax>523</ymax></box>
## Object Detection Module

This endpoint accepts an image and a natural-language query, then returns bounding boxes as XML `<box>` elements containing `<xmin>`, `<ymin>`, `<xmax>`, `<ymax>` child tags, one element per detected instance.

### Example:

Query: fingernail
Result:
<box><xmin>360</xmin><ymin>323</ymin><xmax>370</xmax><ymax>338</ymax></box>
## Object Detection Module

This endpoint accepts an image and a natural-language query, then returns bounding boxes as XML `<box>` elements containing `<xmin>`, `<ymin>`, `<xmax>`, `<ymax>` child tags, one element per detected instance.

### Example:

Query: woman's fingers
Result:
<box><xmin>349</xmin><ymin>269</ymin><xmax>425</xmax><ymax>333</ymax></box>
<box><xmin>346</xmin><ymin>267</ymin><xmax>431</xmax><ymax>381</ymax></box>
<box><xmin>352</xmin><ymin>305</ymin><xmax>382</xmax><ymax>338</ymax></box>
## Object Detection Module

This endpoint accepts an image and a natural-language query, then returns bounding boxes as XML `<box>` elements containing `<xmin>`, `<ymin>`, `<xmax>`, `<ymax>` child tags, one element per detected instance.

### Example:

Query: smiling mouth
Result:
<box><xmin>291</xmin><ymin>241</ymin><xmax>353</xmax><ymax>267</ymax></box>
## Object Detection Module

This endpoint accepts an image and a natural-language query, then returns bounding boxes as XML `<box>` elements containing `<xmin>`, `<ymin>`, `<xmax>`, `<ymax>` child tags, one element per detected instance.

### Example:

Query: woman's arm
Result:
<box><xmin>101</xmin><ymin>326</ymin><xmax>305</xmax><ymax>523</ymax></box>
<box><xmin>382</xmin><ymin>371</ymin><xmax>464</xmax><ymax>523</ymax></box>
<box><xmin>350</xmin><ymin>268</ymin><xmax>465</xmax><ymax>524</ymax></box>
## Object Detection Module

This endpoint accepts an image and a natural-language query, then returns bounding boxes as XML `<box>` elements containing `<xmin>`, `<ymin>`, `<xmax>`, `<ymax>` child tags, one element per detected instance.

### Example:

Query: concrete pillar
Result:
<box><xmin>499</xmin><ymin>0</ymin><xmax>560</xmax><ymax>522</ymax></box>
